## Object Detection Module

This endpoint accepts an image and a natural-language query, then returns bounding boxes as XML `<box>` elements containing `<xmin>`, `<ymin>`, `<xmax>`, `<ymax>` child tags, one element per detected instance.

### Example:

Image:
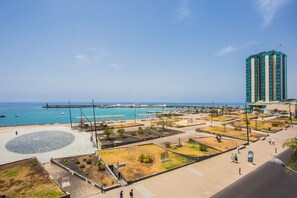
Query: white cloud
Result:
<box><xmin>215</xmin><ymin>46</ymin><xmax>238</xmax><ymax>56</ymax></box>
<box><xmin>176</xmin><ymin>0</ymin><xmax>190</xmax><ymax>20</ymax></box>
<box><xmin>110</xmin><ymin>63</ymin><xmax>122</xmax><ymax>71</ymax></box>
<box><xmin>256</xmin><ymin>0</ymin><xmax>289</xmax><ymax>27</ymax></box>
<box><xmin>75</xmin><ymin>54</ymin><xmax>89</xmax><ymax>64</ymax></box>
<box><xmin>89</xmin><ymin>47</ymin><xmax>97</xmax><ymax>51</ymax></box>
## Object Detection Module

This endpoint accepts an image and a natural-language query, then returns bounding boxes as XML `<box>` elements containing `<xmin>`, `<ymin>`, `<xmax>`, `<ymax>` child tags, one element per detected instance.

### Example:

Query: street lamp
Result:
<box><xmin>271</xmin><ymin>158</ymin><xmax>297</xmax><ymax>174</ymax></box>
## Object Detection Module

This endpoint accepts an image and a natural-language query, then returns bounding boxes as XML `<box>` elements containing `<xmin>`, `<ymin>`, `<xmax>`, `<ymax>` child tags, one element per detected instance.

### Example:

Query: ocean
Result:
<box><xmin>0</xmin><ymin>102</ymin><xmax>243</xmax><ymax>127</ymax></box>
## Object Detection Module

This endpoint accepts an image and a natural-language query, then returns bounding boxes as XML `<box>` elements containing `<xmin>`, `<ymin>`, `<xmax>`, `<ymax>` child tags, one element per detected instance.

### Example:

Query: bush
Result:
<box><xmin>63</xmin><ymin>159</ymin><xmax>69</xmax><ymax>165</ymax></box>
<box><xmin>164</xmin><ymin>142</ymin><xmax>171</xmax><ymax>148</ymax></box>
<box><xmin>86</xmin><ymin>159</ymin><xmax>92</xmax><ymax>164</ymax></box>
<box><xmin>199</xmin><ymin>144</ymin><xmax>208</xmax><ymax>151</ymax></box>
<box><xmin>75</xmin><ymin>160</ymin><xmax>80</xmax><ymax>164</ymax></box>
<box><xmin>130</xmin><ymin>131</ymin><xmax>137</xmax><ymax>136</ymax></box>
<box><xmin>272</xmin><ymin>121</ymin><xmax>282</xmax><ymax>127</ymax></box>
<box><xmin>138</xmin><ymin>153</ymin><xmax>154</xmax><ymax>163</ymax></box>
<box><xmin>83</xmin><ymin>158</ymin><xmax>87</xmax><ymax>161</ymax></box>
<box><xmin>80</xmin><ymin>164</ymin><xmax>85</xmax><ymax>169</ymax></box>
<box><xmin>235</xmin><ymin>126</ymin><xmax>242</xmax><ymax>131</ymax></box>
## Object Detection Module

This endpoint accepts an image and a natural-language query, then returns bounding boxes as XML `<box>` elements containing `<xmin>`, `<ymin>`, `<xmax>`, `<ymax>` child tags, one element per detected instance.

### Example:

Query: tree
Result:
<box><xmin>283</xmin><ymin>137</ymin><xmax>297</xmax><ymax>170</ymax></box>
<box><xmin>103</xmin><ymin>128</ymin><xmax>113</xmax><ymax>139</ymax></box>
<box><xmin>117</xmin><ymin>128</ymin><xmax>125</xmax><ymax>139</ymax></box>
<box><xmin>138</xmin><ymin>127</ymin><xmax>144</xmax><ymax>135</ymax></box>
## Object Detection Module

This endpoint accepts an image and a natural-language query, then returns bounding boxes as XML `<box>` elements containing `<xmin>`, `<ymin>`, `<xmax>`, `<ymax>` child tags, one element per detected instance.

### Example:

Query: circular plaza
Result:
<box><xmin>5</xmin><ymin>131</ymin><xmax>76</xmax><ymax>154</ymax></box>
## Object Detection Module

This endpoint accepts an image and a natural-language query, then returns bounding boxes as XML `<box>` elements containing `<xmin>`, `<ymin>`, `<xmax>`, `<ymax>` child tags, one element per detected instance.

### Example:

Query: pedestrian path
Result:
<box><xmin>95</xmin><ymin>125</ymin><xmax>296</xmax><ymax>198</ymax></box>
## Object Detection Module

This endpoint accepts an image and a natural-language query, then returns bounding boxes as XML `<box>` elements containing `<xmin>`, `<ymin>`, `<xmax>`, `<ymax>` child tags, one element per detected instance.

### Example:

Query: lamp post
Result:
<box><xmin>68</xmin><ymin>100</ymin><xmax>73</xmax><ymax>128</ymax></box>
<box><xmin>245</xmin><ymin>102</ymin><xmax>250</xmax><ymax>145</ymax></box>
<box><xmin>92</xmin><ymin>100</ymin><xmax>98</xmax><ymax>149</ymax></box>
<box><xmin>271</xmin><ymin>158</ymin><xmax>297</xmax><ymax>174</ymax></box>
<box><xmin>289</xmin><ymin>102</ymin><xmax>292</xmax><ymax>125</ymax></box>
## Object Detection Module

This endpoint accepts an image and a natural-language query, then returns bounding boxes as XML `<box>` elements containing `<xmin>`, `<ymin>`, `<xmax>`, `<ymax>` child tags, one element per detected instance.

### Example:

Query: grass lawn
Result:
<box><xmin>193</xmin><ymin>137</ymin><xmax>244</xmax><ymax>152</ymax></box>
<box><xmin>199</xmin><ymin>126</ymin><xmax>266</xmax><ymax>141</ymax></box>
<box><xmin>232</xmin><ymin>119</ymin><xmax>287</xmax><ymax>132</ymax></box>
<box><xmin>0</xmin><ymin>158</ymin><xmax>64</xmax><ymax>198</ymax></box>
<box><xmin>98</xmin><ymin>144</ymin><xmax>193</xmax><ymax>181</ymax></box>
<box><xmin>199</xmin><ymin>116</ymin><xmax>237</xmax><ymax>122</ymax></box>
<box><xmin>165</xmin><ymin>140</ymin><xmax>219</xmax><ymax>157</ymax></box>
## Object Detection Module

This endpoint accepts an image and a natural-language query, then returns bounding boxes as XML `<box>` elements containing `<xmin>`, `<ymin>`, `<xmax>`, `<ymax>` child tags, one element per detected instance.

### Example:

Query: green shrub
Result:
<box><xmin>63</xmin><ymin>159</ymin><xmax>69</xmax><ymax>165</ymax></box>
<box><xmin>235</xmin><ymin>126</ymin><xmax>242</xmax><ymax>131</ymax></box>
<box><xmin>199</xmin><ymin>144</ymin><xmax>208</xmax><ymax>151</ymax></box>
<box><xmin>138</xmin><ymin>153</ymin><xmax>154</xmax><ymax>163</ymax></box>
<box><xmin>86</xmin><ymin>159</ymin><xmax>92</xmax><ymax>164</ymax></box>
<box><xmin>130</xmin><ymin>131</ymin><xmax>136</xmax><ymax>136</ymax></box>
<box><xmin>75</xmin><ymin>160</ymin><xmax>80</xmax><ymax>164</ymax></box>
<box><xmin>80</xmin><ymin>164</ymin><xmax>85</xmax><ymax>169</ymax></box>
<box><xmin>164</xmin><ymin>142</ymin><xmax>171</xmax><ymax>148</ymax></box>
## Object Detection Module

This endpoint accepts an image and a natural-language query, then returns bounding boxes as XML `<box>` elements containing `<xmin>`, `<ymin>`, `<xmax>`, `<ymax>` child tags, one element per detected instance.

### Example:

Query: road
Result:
<box><xmin>212</xmin><ymin>149</ymin><xmax>297</xmax><ymax>198</ymax></box>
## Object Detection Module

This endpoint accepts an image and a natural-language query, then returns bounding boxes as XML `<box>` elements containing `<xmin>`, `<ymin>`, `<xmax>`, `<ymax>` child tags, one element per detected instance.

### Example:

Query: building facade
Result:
<box><xmin>246</xmin><ymin>50</ymin><xmax>287</xmax><ymax>103</ymax></box>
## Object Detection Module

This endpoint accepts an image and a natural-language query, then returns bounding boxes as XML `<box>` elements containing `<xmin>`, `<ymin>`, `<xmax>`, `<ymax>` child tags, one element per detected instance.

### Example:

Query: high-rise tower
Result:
<box><xmin>246</xmin><ymin>50</ymin><xmax>287</xmax><ymax>103</ymax></box>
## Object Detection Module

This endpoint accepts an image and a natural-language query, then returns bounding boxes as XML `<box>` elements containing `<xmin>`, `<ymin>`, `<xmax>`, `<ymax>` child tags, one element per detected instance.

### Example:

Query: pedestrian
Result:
<box><xmin>15</xmin><ymin>130</ymin><xmax>18</xmax><ymax>135</ymax></box>
<box><xmin>234</xmin><ymin>154</ymin><xmax>238</xmax><ymax>163</ymax></box>
<box><xmin>120</xmin><ymin>190</ymin><xmax>123</xmax><ymax>198</ymax></box>
<box><xmin>237</xmin><ymin>146</ymin><xmax>241</xmax><ymax>154</ymax></box>
<box><xmin>129</xmin><ymin>189</ymin><xmax>133</xmax><ymax>198</ymax></box>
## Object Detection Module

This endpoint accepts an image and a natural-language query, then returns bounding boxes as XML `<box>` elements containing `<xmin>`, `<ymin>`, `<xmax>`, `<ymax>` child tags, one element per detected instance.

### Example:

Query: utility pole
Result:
<box><xmin>289</xmin><ymin>102</ymin><xmax>292</xmax><ymax>125</ymax></box>
<box><xmin>68</xmin><ymin>100</ymin><xmax>73</xmax><ymax>128</ymax></box>
<box><xmin>245</xmin><ymin>102</ymin><xmax>250</xmax><ymax>144</ymax></box>
<box><xmin>92</xmin><ymin>100</ymin><xmax>98</xmax><ymax>149</ymax></box>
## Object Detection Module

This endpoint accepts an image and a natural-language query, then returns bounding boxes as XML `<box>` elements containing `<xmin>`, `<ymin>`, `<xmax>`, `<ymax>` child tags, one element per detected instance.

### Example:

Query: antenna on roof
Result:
<box><xmin>273</xmin><ymin>44</ymin><xmax>282</xmax><ymax>51</ymax></box>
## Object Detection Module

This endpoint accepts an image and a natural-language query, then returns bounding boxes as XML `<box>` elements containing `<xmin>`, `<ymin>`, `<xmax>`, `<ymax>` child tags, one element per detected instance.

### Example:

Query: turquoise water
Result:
<box><xmin>0</xmin><ymin>102</ymin><xmax>243</xmax><ymax>126</ymax></box>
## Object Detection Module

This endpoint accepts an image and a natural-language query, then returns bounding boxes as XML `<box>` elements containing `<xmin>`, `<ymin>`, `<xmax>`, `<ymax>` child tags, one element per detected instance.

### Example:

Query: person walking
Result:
<box><xmin>234</xmin><ymin>154</ymin><xmax>238</xmax><ymax>163</ymax></box>
<box><xmin>129</xmin><ymin>189</ymin><xmax>134</xmax><ymax>198</ymax></box>
<box><xmin>120</xmin><ymin>190</ymin><xmax>123</xmax><ymax>198</ymax></box>
<box><xmin>15</xmin><ymin>130</ymin><xmax>18</xmax><ymax>135</ymax></box>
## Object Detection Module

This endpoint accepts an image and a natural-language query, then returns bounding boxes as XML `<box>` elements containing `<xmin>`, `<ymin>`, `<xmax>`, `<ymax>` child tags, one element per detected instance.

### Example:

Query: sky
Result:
<box><xmin>0</xmin><ymin>0</ymin><xmax>296</xmax><ymax>103</ymax></box>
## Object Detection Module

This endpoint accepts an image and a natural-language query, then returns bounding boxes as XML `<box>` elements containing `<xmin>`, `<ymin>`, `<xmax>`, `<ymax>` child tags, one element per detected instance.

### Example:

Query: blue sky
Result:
<box><xmin>0</xmin><ymin>0</ymin><xmax>296</xmax><ymax>103</ymax></box>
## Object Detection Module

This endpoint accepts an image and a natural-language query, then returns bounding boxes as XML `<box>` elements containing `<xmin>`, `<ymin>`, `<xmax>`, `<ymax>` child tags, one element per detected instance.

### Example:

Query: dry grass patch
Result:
<box><xmin>193</xmin><ymin>137</ymin><xmax>244</xmax><ymax>152</ymax></box>
<box><xmin>98</xmin><ymin>144</ymin><xmax>193</xmax><ymax>181</ymax></box>
<box><xmin>114</xmin><ymin>123</ymin><xmax>144</xmax><ymax>129</ymax></box>
<box><xmin>0</xmin><ymin>158</ymin><xmax>64</xmax><ymax>198</ymax></box>
<box><xmin>199</xmin><ymin>116</ymin><xmax>237</xmax><ymax>122</ymax></box>
<box><xmin>199</xmin><ymin>126</ymin><xmax>265</xmax><ymax>141</ymax></box>
<box><xmin>165</xmin><ymin>140</ymin><xmax>219</xmax><ymax>157</ymax></box>
<box><xmin>233</xmin><ymin>119</ymin><xmax>287</xmax><ymax>132</ymax></box>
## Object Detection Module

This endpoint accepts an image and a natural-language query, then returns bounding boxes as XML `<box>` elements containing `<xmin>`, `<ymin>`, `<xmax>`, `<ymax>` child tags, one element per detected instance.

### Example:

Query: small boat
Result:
<box><xmin>15</xmin><ymin>114</ymin><xmax>20</xmax><ymax>117</ymax></box>
<box><xmin>0</xmin><ymin>115</ymin><xmax>5</xmax><ymax>118</ymax></box>
<box><xmin>61</xmin><ymin>112</ymin><xmax>65</xmax><ymax>115</ymax></box>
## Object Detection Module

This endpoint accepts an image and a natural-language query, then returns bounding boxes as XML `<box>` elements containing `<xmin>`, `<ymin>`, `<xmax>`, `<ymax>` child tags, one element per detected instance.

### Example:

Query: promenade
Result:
<box><xmin>92</xmin><ymin>125</ymin><xmax>296</xmax><ymax>198</ymax></box>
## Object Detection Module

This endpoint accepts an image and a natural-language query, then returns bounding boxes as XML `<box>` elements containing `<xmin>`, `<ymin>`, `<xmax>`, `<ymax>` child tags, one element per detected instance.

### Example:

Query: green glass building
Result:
<box><xmin>246</xmin><ymin>50</ymin><xmax>287</xmax><ymax>103</ymax></box>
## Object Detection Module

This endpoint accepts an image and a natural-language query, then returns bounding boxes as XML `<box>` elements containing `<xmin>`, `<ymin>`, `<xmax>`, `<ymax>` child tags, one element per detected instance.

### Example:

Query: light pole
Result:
<box><xmin>245</xmin><ymin>102</ymin><xmax>250</xmax><ymax>145</ymax></box>
<box><xmin>92</xmin><ymin>100</ymin><xmax>98</xmax><ymax>149</ymax></box>
<box><xmin>271</xmin><ymin>158</ymin><xmax>297</xmax><ymax>174</ymax></box>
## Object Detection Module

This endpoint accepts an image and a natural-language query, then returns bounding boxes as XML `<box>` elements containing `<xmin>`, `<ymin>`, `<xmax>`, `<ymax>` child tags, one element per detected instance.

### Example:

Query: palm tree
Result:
<box><xmin>283</xmin><ymin>137</ymin><xmax>297</xmax><ymax>169</ymax></box>
<box><xmin>283</xmin><ymin>137</ymin><xmax>297</xmax><ymax>152</ymax></box>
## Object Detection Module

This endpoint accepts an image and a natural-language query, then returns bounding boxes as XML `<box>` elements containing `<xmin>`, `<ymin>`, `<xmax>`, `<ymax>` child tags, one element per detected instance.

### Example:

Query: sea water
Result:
<box><xmin>0</xmin><ymin>102</ymin><xmax>243</xmax><ymax>127</ymax></box>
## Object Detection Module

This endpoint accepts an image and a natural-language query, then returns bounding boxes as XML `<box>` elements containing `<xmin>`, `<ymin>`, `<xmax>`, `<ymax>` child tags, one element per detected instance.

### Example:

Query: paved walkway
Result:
<box><xmin>93</xmin><ymin>125</ymin><xmax>296</xmax><ymax>198</ymax></box>
<box><xmin>0</xmin><ymin>125</ymin><xmax>96</xmax><ymax>164</ymax></box>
